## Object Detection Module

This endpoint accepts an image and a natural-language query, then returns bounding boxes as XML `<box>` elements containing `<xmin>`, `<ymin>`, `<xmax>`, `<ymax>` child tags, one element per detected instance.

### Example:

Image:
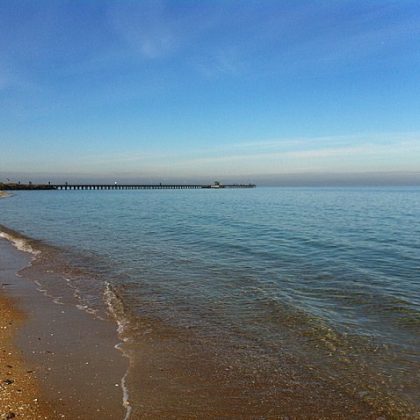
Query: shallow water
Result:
<box><xmin>1</xmin><ymin>187</ymin><xmax>419</xmax><ymax>417</ymax></box>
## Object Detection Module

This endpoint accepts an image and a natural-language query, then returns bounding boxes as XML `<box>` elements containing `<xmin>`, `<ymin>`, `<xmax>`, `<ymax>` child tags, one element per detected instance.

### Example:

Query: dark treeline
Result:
<box><xmin>0</xmin><ymin>183</ymin><xmax>55</xmax><ymax>190</ymax></box>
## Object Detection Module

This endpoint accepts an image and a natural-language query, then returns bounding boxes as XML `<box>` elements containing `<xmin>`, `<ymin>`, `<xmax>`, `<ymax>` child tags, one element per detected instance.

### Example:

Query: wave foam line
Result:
<box><xmin>0</xmin><ymin>230</ymin><xmax>41</xmax><ymax>256</ymax></box>
<box><xmin>104</xmin><ymin>282</ymin><xmax>133</xmax><ymax>420</ymax></box>
<box><xmin>34</xmin><ymin>280</ymin><xmax>64</xmax><ymax>305</ymax></box>
<box><xmin>63</xmin><ymin>278</ymin><xmax>106</xmax><ymax>321</ymax></box>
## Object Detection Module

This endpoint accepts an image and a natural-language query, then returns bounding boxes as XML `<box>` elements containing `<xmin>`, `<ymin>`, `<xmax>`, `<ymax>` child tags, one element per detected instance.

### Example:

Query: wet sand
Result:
<box><xmin>0</xmin><ymin>239</ymin><xmax>127</xmax><ymax>419</ymax></box>
<box><xmin>0</xmin><ymin>293</ymin><xmax>54</xmax><ymax>419</ymax></box>
<box><xmin>0</xmin><ymin>192</ymin><xmax>48</xmax><ymax>418</ymax></box>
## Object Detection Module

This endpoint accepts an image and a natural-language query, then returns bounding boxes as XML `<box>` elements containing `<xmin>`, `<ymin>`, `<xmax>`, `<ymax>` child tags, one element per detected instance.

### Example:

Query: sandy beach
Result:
<box><xmin>0</xmin><ymin>192</ymin><xmax>45</xmax><ymax>418</ymax></box>
<box><xmin>0</xmin><ymin>235</ymin><xmax>127</xmax><ymax>419</ymax></box>
<box><xmin>0</xmin><ymin>293</ymin><xmax>53</xmax><ymax>419</ymax></box>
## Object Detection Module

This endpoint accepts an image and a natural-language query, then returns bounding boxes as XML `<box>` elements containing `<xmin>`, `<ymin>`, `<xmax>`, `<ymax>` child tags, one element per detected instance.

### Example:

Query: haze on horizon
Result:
<box><xmin>1</xmin><ymin>1</ymin><xmax>420</xmax><ymax>186</ymax></box>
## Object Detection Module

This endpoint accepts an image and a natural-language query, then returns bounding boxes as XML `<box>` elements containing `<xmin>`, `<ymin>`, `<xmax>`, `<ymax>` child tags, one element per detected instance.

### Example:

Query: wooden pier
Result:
<box><xmin>0</xmin><ymin>183</ymin><xmax>256</xmax><ymax>191</ymax></box>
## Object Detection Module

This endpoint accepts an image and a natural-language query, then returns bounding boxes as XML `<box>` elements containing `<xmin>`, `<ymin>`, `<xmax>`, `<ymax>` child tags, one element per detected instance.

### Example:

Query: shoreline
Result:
<box><xmin>0</xmin><ymin>237</ymin><xmax>128</xmax><ymax>419</ymax></box>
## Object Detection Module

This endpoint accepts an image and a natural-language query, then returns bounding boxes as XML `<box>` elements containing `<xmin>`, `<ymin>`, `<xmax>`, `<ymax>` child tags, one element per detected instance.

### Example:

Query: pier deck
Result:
<box><xmin>0</xmin><ymin>183</ymin><xmax>256</xmax><ymax>191</ymax></box>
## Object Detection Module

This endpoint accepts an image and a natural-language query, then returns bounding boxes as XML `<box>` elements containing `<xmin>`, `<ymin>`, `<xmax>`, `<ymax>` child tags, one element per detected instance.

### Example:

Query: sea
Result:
<box><xmin>1</xmin><ymin>187</ymin><xmax>419</xmax><ymax>418</ymax></box>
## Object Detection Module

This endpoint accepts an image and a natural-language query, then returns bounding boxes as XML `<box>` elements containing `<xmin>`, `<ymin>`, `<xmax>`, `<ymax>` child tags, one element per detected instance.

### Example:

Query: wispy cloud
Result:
<box><xmin>224</xmin><ymin>131</ymin><xmax>420</xmax><ymax>152</ymax></box>
<box><xmin>3</xmin><ymin>132</ymin><xmax>420</xmax><ymax>184</ymax></box>
<box><xmin>43</xmin><ymin>131</ymin><xmax>418</xmax><ymax>177</ymax></box>
<box><xmin>194</xmin><ymin>47</ymin><xmax>244</xmax><ymax>78</ymax></box>
<box><xmin>109</xmin><ymin>1</ymin><xmax>180</xmax><ymax>59</ymax></box>
<box><xmin>168</xmin><ymin>140</ymin><xmax>419</xmax><ymax>168</ymax></box>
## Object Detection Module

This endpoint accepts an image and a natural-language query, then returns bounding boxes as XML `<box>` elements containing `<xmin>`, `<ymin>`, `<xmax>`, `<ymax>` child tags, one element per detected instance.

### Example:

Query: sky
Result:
<box><xmin>1</xmin><ymin>0</ymin><xmax>420</xmax><ymax>185</ymax></box>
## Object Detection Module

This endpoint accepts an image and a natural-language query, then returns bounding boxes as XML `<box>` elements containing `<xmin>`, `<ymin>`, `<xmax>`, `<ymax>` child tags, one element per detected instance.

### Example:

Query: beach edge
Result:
<box><xmin>0</xmin><ymin>236</ymin><xmax>128</xmax><ymax>419</ymax></box>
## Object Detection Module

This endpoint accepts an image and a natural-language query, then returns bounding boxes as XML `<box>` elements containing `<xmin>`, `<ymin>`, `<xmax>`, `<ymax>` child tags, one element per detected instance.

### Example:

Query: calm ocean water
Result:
<box><xmin>1</xmin><ymin>187</ymin><xmax>419</xmax><ymax>417</ymax></box>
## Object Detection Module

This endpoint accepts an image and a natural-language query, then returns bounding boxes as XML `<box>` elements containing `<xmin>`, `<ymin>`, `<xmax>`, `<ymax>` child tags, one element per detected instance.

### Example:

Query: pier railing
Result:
<box><xmin>0</xmin><ymin>183</ymin><xmax>256</xmax><ymax>191</ymax></box>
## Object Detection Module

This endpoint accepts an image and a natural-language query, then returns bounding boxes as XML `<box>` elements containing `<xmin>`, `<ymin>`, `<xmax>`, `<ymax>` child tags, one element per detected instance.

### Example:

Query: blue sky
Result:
<box><xmin>1</xmin><ymin>0</ymin><xmax>420</xmax><ymax>184</ymax></box>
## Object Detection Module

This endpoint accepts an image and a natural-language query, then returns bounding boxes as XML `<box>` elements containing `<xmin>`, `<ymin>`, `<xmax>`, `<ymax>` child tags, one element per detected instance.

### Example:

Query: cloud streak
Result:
<box><xmin>160</xmin><ymin>140</ymin><xmax>420</xmax><ymax>174</ymax></box>
<box><xmin>17</xmin><ymin>132</ymin><xmax>413</xmax><ymax>178</ymax></box>
<box><xmin>109</xmin><ymin>1</ymin><xmax>181</xmax><ymax>59</ymax></box>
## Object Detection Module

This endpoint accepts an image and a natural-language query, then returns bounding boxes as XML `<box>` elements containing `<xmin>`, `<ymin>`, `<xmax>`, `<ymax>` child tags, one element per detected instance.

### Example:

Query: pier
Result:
<box><xmin>0</xmin><ymin>183</ymin><xmax>256</xmax><ymax>191</ymax></box>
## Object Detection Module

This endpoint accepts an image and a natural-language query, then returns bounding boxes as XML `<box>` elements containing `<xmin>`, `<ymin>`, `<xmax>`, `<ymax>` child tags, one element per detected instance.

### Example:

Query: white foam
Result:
<box><xmin>75</xmin><ymin>304</ymin><xmax>102</xmax><ymax>318</ymax></box>
<box><xmin>104</xmin><ymin>282</ymin><xmax>133</xmax><ymax>420</ymax></box>
<box><xmin>0</xmin><ymin>231</ymin><xmax>41</xmax><ymax>256</ymax></box>
<box><xmin>33</xmin><ymin>280</ymin><xmax>64</xmax><ymax>305</ymax></box>
<box><xmin>64</xmin><ymin>278</ymin><xmax>105</xmax><ymax>320</ymax></box>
